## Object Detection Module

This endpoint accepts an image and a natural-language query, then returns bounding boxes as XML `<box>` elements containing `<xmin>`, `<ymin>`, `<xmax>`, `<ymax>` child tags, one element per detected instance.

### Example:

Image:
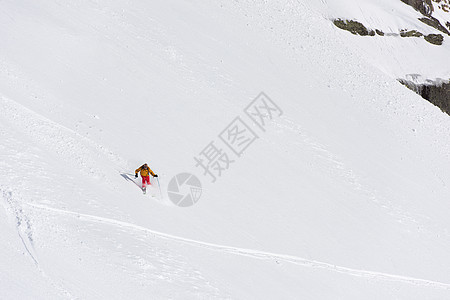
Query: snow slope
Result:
<box><xmin>311</xmin><ymin>0</ymin><xmax>450</xmax><ymax>81</ymax></box>
<box><xmin>1</xmin><ymin>0</ymin><xmax>450</xmax><ymax>299</ymax></box>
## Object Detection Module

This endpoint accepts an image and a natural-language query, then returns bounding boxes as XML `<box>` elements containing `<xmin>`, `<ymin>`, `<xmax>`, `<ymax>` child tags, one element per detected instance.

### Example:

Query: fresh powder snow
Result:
<box><xmin>0</xmin><ymin>1</ymin><xmax>449</xmax><ymax>299</ymax></box>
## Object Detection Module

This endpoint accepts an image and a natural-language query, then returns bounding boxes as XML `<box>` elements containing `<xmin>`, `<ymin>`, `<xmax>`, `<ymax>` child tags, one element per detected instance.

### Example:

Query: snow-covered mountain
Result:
<box><xmin>1</xmin><ymin>1</ymin><xmax>450</xmax><ymax>299</ymax></box>
<box><xmin>319</xmin><ymin>0</ymin><xmax>450</xmax><ymax>114</ymax></box>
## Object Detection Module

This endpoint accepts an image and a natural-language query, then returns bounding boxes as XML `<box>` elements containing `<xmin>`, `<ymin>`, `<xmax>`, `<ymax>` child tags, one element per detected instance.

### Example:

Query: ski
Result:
<box><xmin>120</xmin><ymin>169</ymin><xmax>159</xmax><ymax>199</ymax></box>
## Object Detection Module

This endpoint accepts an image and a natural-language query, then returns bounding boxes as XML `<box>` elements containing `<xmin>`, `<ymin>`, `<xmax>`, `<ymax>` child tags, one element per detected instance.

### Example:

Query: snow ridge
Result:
<box><xmin>28</xmin><ymin>203</ymin><xmax>450</xmax><ymax>291</ymax></box>
<box><xmin>0</xmin><ymin>95</ymin><xmax>126</xmax><ymax>181</ymax></box>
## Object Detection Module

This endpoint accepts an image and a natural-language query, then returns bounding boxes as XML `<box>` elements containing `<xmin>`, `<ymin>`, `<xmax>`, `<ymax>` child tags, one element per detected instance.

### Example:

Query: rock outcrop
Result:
<box><xmin>401</xmin><ymin>0</ymin><xmax>450</xmax><ymax>35</ymax></box>
<box><xmin>333</xmin><ymin>19</ymin><xmax>375</xmax><ymax>36</ymax></box>
<box><xmin>400</xmin><ymin>0</ymin><xmax>434</xmax><ymax>16</ymax></box>
<box><xmin>399</xmin><ymin>79</ymin><xmax>450</xmax><ymax>115</ymax></box>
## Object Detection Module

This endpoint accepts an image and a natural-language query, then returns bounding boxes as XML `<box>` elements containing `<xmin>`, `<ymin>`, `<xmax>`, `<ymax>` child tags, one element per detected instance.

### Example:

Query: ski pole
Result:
<box><xmin>156</xmin><ymin>177</ymin><xmax>162</xmax><ymax>198</ymax></box>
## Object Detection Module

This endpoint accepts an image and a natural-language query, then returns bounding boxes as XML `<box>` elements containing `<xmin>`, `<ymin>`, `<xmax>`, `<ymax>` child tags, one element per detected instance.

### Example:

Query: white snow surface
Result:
<box><xmin>1</xmin><ymin>0</ymin><xmax>450</xmax><ymax>299</ymax></box>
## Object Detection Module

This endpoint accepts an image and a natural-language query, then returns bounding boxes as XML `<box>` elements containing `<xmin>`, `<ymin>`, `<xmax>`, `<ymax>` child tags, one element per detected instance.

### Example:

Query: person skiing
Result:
<box><xmin>135</xmin><ymin>163</ymin><xmax>158</xmax><ymax>191</ymax></box>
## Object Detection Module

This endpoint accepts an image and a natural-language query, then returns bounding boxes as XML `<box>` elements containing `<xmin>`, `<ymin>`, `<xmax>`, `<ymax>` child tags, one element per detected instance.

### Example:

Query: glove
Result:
<box><xmin>135</xmin><ymin>173</ymin><xmax>138</xmax><ymax>178</ymax></box>
<box><xmin>154</xmin><ymin>174</ymin><xmax>158</xmax><ymax>178</ymax></box>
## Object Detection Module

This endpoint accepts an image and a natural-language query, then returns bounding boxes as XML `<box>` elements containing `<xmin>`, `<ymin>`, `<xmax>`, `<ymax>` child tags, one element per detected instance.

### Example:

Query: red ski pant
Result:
<box><xmin>142</xmin><ymin>176</ymin><xmax>150</xmax><ymax>188</ymax></box>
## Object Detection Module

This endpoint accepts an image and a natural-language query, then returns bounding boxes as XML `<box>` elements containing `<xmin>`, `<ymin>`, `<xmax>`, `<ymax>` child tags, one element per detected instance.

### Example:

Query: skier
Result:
<box><xmin>135</xmin><ymin>163</ymin><xmax>158</xmax><ymax>192</ymax></box>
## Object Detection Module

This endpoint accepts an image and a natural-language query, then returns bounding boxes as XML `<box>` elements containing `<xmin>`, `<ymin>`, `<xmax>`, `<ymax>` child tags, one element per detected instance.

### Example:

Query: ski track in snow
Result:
<box><xmin>0</xmin><ymin>189</ymin><xmax>75</xmax><ymax>299</ymax></box>
<box><xmin>1</xmin><ymin>189</ymin><xmax>38</xmax><ymax>265</ymax></box>
<box><xmin>28</xmin><ymin>203</ymin><xmax>450</xmax><ymax>291</ymax></box>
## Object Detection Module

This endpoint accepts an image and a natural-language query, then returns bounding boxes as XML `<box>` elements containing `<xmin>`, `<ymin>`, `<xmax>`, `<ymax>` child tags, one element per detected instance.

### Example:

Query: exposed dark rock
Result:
<box><xmin>419</xmin><ymin>16</ymin><xmax>450</xmax><ymax>35</ymax></box>
<box><xmin>399</xmin><ymin>79</ymin><xmax>450</xmax><ymax>115</ymax></box>
<box><xmin>400</xmin><ymin>0</ymin><xmax>434</xmax><ymax>15</ymax></box>
<box><xmin>376</xmin><ymin>29</ymin><xmax>385</xmax><ymax>36</ymax></box>
<box><xmin>447</xmin><ymin>21</ymin><xmax>450</xmax><ymax>30</ymax></box>
<box><xmin>400</xmin><ymin>29</ymin><xmax>424</xmax><ymax>37</ymax></box>
<box><xmin>333</xmin><ymin>19</ymin><xmax>370</xmax><ymax>36</ymax></box>
<box><xmin>332</xmin><ymin>18</ymin><xmax>444</xmax><ymax>45</ymax></box>
<box><xmin>400</xmin><ymin>0</ymin><xmax>450</xmax><ymax>35</ymax></box>
<box><xmin>424</xmin><ymin>33</ymin><xmax>444</xmax><ymax>44</ymax></box>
